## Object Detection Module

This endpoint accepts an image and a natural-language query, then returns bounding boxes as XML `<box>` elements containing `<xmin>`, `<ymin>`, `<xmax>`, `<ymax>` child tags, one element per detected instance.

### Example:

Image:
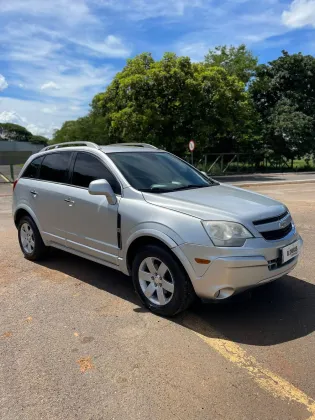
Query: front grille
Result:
<box><xmin>253</xmin><ymin>211</ymin><xmax>289</xmax><ymax>226</ymax></box>
<box><xmin>261</xmin><ymin>223</ymin><xmax>293</xmax><ymax>241</ymax></box>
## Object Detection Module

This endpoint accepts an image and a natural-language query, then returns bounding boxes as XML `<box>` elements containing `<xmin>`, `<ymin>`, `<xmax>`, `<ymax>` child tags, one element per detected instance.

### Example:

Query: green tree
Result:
<box><xmin>90</xmin><ymin>52</ymin><xmax>252</xmax><ymax>156</ymax></box>
<box><xmin>53</xmin><ymin>115</ymin><xmax>110</xmax><ymax>145</ymax></box>
<box><xmin>0</xmin><ymin>123</ymin><xmax>33</xmax><ymax>142</ymax></box>
<box><xmin>205</xmin><ymin>44</ymin><xmax>258</xmax><ymax>84</ymax></box>
<box><xmin>30</xmin><ymin>135</ymin><xmax>49</xmax><ymax>145</ymax></box>
<box><xmin>250</xmin><ymin>51</ymin><xmax>315</xmax><ymax>158</ymax></box>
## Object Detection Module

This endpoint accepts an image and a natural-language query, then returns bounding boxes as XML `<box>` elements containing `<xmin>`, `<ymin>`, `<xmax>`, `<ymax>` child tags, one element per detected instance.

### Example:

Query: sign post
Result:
<box><xmin>188</xmin><ymin>140</ymin><xmax>195</xmax><ymax>165</ymax></box>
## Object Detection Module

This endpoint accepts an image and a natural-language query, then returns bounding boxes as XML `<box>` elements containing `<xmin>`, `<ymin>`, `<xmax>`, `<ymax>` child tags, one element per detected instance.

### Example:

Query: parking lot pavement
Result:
<box><xmin>1</xmin><ymin>183</ymin><xmax>315</xmax><ymax>420</ymax></box>
<box><xmin>214</xmin><ymin>171</ymin><xmax>315</xmax><ymax>185</ymax></box>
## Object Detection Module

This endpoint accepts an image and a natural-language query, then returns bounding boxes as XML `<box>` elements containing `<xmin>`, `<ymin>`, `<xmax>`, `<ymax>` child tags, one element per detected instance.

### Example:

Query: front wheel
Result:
<box><xmin>132</xmin><ymin>245</ymin><xmax>195</xmax><ymax>317</ymax></box>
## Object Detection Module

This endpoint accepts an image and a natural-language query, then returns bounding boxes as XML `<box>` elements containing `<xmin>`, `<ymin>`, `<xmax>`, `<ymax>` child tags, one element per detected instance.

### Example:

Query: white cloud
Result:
<box><xmin>94</xmin><ymin>0</ymin><xmax>204</xmax><ymax>19</ymax></box>
<box><xmin>282</xmin><ymin>0</ymin><xmax>315</xmax><ymax>28</ymax></box>
<box><xmin>0</xmin><ymin>109</ymin><xmax>57</xmax><ymax>138</ymax></box>
<box><xmin>177</xmin><ymin>42</ymin><xmax>210</xmax><ymax>62</ymax></box>
<box><xmin>1</xmin><ymin>0</ymin><xmax>96</xmax><ymax>25</ymax></box>
<box><xmin>0</xmin><ymin>111</ymin><xmax>26</xmax><ymax>125</ymax></box>
<box><xmin>173</xmin><ymin>1</ymin><xmax>288</xmax><ymax>56</ymax></box>
<box><xmin>40</xmin><ymin>81</ymin><xmax>60</xmax><ymax>91</ymax></box>
<box><xmin>72</xmin><ymin>34</ymin><xmax>131</xmax><ymax>57</ymax></box>
<box><xmin>0</xmin><ymin>98</ymin><xmax>85</xmax><ymax>139</ymax></box>
<box><xmin>42</xmin><ymin>106</ymin><xmax>58</xmax><ymax>114</ymax></box>
<box><xmin>0</xmin><ymin>74</ymin><xmax>8</xmax><ymax>91</ymax></box>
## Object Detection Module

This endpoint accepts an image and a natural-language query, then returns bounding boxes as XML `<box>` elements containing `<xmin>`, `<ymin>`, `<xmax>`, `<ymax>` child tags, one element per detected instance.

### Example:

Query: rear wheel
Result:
<box><xmin>132</xmin><ymin>245</ymin><xmax>195</xmax><ymax>316</ymax></box>
<box><xmin>18</xmin><ymin>215</ymin><xmax>49</xmax><ymax>261</ymax></box>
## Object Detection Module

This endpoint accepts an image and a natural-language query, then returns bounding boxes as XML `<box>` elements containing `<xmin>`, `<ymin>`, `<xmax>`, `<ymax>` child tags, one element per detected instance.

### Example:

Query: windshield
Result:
<box><xmin>108</xmin><ymin>152</ymin><xmax>216</xmax><ymax>193</ymax></box>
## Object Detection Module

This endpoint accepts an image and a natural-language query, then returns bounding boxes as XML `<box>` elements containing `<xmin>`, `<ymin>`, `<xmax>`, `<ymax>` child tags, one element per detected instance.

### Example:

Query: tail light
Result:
<box><xmin>13</xmin><ymin>179</ymin><xmax>18</xmax><ymax>191</ymax></box>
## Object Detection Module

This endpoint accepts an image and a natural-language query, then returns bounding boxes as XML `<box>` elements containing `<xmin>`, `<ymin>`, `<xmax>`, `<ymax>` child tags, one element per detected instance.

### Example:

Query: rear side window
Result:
<box><xmin>22</xmin><ymin>156</ymin><xmax>44</xmax><ymax>179</ymax></box>
<box><xmin>72</xmin><ymin>152</ymin><xmax>121</xmax><ymax>194</ymax></box>
<box><xmin>40</xmin><ymin>152</ymin><xmax>72</xmax><ymax>184</ymax></box>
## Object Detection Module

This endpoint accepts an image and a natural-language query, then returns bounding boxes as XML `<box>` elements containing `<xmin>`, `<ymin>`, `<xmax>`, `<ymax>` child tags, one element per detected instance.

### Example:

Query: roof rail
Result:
<box><xmin>42</xmin><ymin>141</ymin><xmax>99</xmax><ymax>151</ymax></box>
<box><xmin>106</xmin><ymin>143</ymin><xmax>157</xmax><ymax>149</ymax></box>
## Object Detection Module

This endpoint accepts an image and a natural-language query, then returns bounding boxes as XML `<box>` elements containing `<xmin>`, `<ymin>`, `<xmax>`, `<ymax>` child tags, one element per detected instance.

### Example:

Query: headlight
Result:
<box><xmin>202</xmin><ymin>221</ymin><xmax>253</xmax><ymax>247</ymax></box>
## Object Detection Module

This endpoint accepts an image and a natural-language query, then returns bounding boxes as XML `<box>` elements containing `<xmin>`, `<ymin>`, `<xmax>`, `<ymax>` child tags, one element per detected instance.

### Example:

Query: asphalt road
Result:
<box><xmin>1</xmin><ymin>183</ymin><xmax>315</xmax><ymax>420</ymax></box>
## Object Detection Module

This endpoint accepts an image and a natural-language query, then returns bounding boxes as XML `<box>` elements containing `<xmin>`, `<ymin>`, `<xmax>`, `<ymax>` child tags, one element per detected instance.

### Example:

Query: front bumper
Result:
<box><xmin>173</xmin><ymin>231</ymin><xmax>303</xmax><ymax>300</ymax></box>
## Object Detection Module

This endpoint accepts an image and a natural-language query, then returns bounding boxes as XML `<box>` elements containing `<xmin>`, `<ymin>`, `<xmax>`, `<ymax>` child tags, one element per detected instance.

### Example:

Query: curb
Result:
<box><xmin>233</xmin><ymin>179</ymin><xmax>315</xmax><ymax>188</ymax></box>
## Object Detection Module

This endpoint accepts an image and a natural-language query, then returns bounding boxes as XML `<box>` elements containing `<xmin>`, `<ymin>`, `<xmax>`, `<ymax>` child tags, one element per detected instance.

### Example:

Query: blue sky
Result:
<box><xmin>1</xmin><ymin>0</ymin><xmax>315</xmax><ymax>138</ymax></box>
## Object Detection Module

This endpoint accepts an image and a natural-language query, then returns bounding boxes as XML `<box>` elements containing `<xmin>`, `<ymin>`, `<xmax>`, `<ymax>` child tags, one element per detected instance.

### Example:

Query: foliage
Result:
<box><xmin>205</xmin><ymin>44</ymin><xmax>258</xmax><ymax>84</ymax></box>
<box><xmin>0</xmin><ymin>123</ymin><xmax>33</xmax><ymax>142</ymax></box>
<box><xmin>0</xmin><ymin>123</ymin><xmax>49</xmax><ymax>145</ymax></box>
<box><xmin>52</xmin><ymin>48</ymin><xmax>315</xmax><ymax>163</ymax></box>
<box><xmin>53</xmin><ymin>116</ymin><xmax>109</xmax><ymax>145</ymax></box>
<box><xmin>87</xmin><ymin>52</ymin><xmax>253</xmax><ymax>156</ymax></box>
<box><xmin>250</xmin><ymin>51</ymin><xmax>315</xmax><ymax>158</ymax></box>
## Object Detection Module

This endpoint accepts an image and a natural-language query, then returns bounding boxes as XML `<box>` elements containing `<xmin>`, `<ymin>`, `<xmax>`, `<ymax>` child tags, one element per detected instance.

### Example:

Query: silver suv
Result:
<box><xmin>13</xmin><ymin>142</ymin><xmax>303</xmax><ymax>316</ymax></box>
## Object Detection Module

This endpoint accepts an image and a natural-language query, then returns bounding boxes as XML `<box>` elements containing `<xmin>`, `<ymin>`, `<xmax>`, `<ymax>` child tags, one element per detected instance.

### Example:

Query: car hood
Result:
<box><xmin>142</xmin><ymin>184</ymin><xmax>286</xmax><ymax>222</ymax></box>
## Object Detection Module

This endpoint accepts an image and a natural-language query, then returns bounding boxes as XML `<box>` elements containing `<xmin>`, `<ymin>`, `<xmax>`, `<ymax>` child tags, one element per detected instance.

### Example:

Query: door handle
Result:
<box><xmin>30</xmin><ymin>190</ymin><xmax>38</xmax><ymax>196</ymax></box>
<box><xmin>64</xmin><ymin>198</ymin><xmax>75</xmax><ymax>204</ymax></box>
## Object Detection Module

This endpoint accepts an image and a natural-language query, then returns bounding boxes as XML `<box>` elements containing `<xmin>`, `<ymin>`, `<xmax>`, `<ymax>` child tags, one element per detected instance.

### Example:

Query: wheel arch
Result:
<box><xmin>14</xmin><ymin>206</ymin><xmax>42</xmax><ymax>234</ymax></box>
<box><xmin>124</xmin><ymin>231</ymin><xmax>193</xmax><ymax>282</ymax></box>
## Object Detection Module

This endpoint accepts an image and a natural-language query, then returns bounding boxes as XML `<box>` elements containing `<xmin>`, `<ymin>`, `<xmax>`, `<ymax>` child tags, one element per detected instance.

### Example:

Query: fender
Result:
<box><xmin>120</xmin><ymin>226</ymin><xmax>196</xmax><ymax>283</ymax></box>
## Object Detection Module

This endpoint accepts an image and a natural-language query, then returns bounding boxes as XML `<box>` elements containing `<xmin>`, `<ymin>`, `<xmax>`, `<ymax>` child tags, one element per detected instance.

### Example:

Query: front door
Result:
<box><xmin>64</xmin><ymin>152</ymin><xmax>121</xmax><ymax>265</ymax></box>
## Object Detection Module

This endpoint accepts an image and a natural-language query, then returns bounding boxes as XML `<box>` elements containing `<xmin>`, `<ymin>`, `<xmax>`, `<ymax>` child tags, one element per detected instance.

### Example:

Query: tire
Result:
<box><xmin>18</xmin><ymin>215</ymin><xmax>49</xmax><ymax>261</ymax></box>
<box><xmin>132</xmin><ymin>245</ymin><xmax>196</xmax><ymax>317</ymax></box>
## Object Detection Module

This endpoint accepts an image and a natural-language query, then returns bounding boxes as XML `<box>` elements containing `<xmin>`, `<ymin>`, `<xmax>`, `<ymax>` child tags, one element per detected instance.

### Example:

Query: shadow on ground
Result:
<box><xmin>38</xmin><ymin>248</ymin><xmax>315</xmax><ymax>347</ymax></box>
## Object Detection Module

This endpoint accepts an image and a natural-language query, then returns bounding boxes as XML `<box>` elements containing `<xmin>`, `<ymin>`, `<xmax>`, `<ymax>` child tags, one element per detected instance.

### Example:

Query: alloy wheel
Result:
<box><xmin>20</xmin><ymin>222</ymin><xmax>35</xmax><ymax>254</ymax></box>
<box><xmin>138</xmin><ymin>257</ymin><xmax>175</xmax><ymax>306</ymax></box>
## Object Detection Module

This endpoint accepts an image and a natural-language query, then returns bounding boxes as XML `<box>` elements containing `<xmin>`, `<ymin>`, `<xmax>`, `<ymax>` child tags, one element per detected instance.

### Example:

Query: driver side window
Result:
<box><xmin>71</xmin><ymin>152</ymin><xmax>121</xmax><ymax>195</ymax></box>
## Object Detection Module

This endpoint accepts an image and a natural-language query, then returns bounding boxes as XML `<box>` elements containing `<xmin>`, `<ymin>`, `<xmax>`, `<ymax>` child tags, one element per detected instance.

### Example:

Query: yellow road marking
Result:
<box><xmin>183</xmin><ymin>315</ymin><xmax>315</xmax><ymax>420</ymax></box>
<box><xmin>0</xmin><ymin>173</ymin><xmax>10</xmax><ymax>183</ymax></box>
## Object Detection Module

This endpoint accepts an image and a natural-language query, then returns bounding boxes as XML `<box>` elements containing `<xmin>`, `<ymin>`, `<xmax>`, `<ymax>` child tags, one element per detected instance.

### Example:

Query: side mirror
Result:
<box><xmin>88</xmin><ymin>179</ymin><xmax>117</xmax><ymax>205</ymax></box>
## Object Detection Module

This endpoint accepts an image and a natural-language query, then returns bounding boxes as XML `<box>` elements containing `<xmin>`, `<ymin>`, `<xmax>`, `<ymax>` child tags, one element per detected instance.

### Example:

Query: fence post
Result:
<box><xmin>10</xmin><ymin>165</ymin><xmax>14</xmax><ymax>182</ymax></box>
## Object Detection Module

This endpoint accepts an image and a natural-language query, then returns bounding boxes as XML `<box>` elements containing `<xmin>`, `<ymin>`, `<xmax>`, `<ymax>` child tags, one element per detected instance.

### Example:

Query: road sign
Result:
<box><xmin>189</xmin><ymin>140</ymin><xmax>195</xmax><ymax>152</ymax></box>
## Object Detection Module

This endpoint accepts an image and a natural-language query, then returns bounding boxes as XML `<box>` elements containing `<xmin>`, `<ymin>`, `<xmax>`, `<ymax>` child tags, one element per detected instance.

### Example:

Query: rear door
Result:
<box><xmin>17</xmin><ymin>155</ymin><xmax>45</xmax><ymax>227</ymax></box>
<box><xmin>64</xmin><ymin>151</ymin><xmax>121</xmax><ymax>265</ymax></box>
<box><xmin>34</xmin><ymin>151</ymin><xmax>73</xmax><ymax>246</ymax></box>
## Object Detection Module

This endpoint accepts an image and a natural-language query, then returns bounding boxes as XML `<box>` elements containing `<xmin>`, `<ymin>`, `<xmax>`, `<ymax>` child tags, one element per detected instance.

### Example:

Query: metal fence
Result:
<box><xmin>195</xmin><ymin>153</ymin><xmax>311</xmax><ymax>175</ymax></box>
<box><xmin>0</xmin><ymin>141</ymin><xmax>43</xmax><ymax>182</ymax></box>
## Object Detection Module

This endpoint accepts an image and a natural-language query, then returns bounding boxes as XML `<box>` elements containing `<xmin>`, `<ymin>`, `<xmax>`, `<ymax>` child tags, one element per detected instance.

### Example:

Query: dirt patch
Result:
<box><xmin>77</xmin><ymin>356</ymin><xmax>94</xmax><ymax>373</ymax></box>
<box><xmin>1</xmin><ymin>331</ymin><xmax>12</xmax><ymax>339</ymax></box>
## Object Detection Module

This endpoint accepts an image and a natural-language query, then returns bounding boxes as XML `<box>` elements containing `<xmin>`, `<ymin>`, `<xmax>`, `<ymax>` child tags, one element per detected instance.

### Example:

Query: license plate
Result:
<box><xmin>282</xmin><ymin>241</ymin><xmax>299</xmax><ymax>264</ymax></box>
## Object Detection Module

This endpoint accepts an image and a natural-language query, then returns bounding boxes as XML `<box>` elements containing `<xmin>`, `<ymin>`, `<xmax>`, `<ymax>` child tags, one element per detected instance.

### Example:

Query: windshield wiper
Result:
<box><xmin>140</xmin><ymin>188</ymin><xmax>174</xmax><ymax>194</ymax></box>
<box><xmin>140</xmin><ymin>184</ymin><xmax>211</xmax><ymax>194</ymax></box>
<box><xmin>171</xmin><ymin>184</ymin><xmax>209</xmax><ymax>192</ymax></box>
